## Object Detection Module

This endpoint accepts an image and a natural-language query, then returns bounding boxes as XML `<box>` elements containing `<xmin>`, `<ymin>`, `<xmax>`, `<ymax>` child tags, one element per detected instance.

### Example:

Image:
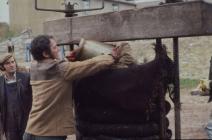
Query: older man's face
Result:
<box><xmin>3</xmin><ymin>57</ymin><xmax>16</xmax><ymax>74</ymax></box>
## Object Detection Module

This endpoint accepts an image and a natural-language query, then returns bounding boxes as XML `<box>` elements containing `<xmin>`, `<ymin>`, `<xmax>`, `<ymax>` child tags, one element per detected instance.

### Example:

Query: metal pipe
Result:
<box><xmin>173</xmin><ymin>37</ymin><xmax>181</xmax><ymax>139</ymax></box>
<box><xmin>57</xmin><ymin>41</ymin><xmax>79</xmax><ymax>46</ymax></box>
<box><xmin>35</xmin><ymin>0</ymin><xmax>65</xmax><ymax>13</ymax></box>
<box><xmin>156</xmin><ymin>38</ymin><xmax>166</xmax><ymax>140</ymax></box>
<box><xmin>35</xmin><ymin>0</ymin><xmax>104</xmax><ymax>16</ymax></box>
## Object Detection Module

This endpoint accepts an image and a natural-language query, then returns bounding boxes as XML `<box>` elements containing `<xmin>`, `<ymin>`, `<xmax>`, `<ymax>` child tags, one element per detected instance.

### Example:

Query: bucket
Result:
<box><xmin>78</xmin><ymin>38</ymin><xmax>114</xmax><ymax>60</ymax></box>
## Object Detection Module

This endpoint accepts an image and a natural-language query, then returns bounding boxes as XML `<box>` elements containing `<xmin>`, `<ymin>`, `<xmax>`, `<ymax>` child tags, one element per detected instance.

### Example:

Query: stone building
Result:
<box><xmin>0</xmin><ymin>22</ymin><xmax>9</xmax><ymax>40</ymax></box>
<box><xmin>8</xmin><ymin>0</ymin><xmax>137</xmax><ymax>35</ymax></box>
<box><xmin>4</xmin><ymin>0</ymin><xmax>137</xmax><ymax>66</ymax></box>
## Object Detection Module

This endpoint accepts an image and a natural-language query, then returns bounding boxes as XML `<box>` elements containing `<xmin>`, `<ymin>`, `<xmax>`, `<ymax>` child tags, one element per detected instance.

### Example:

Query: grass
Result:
<box><xmin>180</xmin><ymin>78</ymin><xmax>199</xmax><ymax>89</ymax></box>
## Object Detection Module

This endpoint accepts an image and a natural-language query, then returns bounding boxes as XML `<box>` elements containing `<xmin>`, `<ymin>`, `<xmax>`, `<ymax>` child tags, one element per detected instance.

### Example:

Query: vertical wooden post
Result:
<box><xmin>173</xmin><ymin>37</ymin><xmax>181</xmax><ymax>139</ymax></box>
<box><xmin>156</xmin><ymin>38</ymin><xmax>166</xmax><ymax>139</ymax></box>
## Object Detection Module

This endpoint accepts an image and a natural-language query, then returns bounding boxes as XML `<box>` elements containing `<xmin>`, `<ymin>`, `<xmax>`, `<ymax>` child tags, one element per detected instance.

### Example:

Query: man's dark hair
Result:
<box><xmin>30</xmin><ymin>35</ymin><xmax>53</xmax><ymax>61</ymax></box>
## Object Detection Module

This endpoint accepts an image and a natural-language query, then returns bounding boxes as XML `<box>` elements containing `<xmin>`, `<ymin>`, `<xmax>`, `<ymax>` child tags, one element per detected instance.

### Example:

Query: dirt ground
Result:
<box><xmin>167</xmin><ymin>88</ymin><xmax>212</xmax><ymax>139</ymax></box>
<box><xmin>67</xmin><ymin>88</ymin><xmax>212</xmax><ymax>140</ymax></box>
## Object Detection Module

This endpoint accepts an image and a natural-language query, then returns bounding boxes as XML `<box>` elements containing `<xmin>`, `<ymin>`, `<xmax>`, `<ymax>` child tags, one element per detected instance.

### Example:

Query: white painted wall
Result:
<box><xmin>0</xmin><ymin>0</ymin><xmax>9</xmax><ymax>23</ymax></box>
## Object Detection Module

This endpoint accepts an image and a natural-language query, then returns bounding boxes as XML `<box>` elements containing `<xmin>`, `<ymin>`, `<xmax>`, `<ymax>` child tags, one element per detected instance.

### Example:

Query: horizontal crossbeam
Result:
<box><xmin>44</xmin><ymin>0</ymin><xmax>212</xmax><ymax>43</ymax></box>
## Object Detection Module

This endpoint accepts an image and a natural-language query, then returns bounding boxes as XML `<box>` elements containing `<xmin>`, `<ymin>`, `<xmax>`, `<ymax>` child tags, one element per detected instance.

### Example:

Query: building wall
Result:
<box><xmin>9</xmin><ymin>0</ymin><xmax>64</xmax><ymax>35</ymax></box>
<box><xmin>9</xmin><ymin>0</ymin><xmax>30</xmax><ymax>33</ymax></box>
<box><xmin>136</xmin><ymin>1</ymin><xmax>162</xmax><ymax>8</ymax></box>
<box><xmin>28</xmin><ymin>0</ymin><xmax>65</xmax><ymax>35</ymax></box>
<box><xmin>0</xmin><ymin>22</ymin><xmax>9</xmax><ymax>40</ymax></box>
<box><xmin>9</xmin><ymin>0</ymin><xmax>135</xmax><ymax>36</ymax></box>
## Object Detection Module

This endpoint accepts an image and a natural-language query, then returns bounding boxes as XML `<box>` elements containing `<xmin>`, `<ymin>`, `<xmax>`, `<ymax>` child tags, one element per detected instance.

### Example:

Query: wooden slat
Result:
<box><xmin>44</xmin><ymin>0</ymin><xmax>212</xmax><ymax>43</ymax></box>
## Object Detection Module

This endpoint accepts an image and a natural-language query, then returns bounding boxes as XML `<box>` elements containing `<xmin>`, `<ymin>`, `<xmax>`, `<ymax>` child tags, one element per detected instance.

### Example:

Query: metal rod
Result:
<box><xmin>173</xmin><ymin>37</ymin><xmax>181</xmax><ymax>139</ymax></box>
<box><xmin>209</xmin><ymin>56</ymin><xmax>212</xmax><ymax>80</ymax></box>
<box><xmin>156</xmin><ymin>38</ymin><xmax>162</xmax><ymax>45</ymax></box>
<box><xmin>35</xmin><ymin>0</ymin><xmax>65</xmax><ymax>13</ymax></box>
<box><xmin>35</xmin><ymin>0</ymin><xmax>104</xmax><ymax>15</ymax></box>
<box><xmin>57</xmin><ymin>41</ymin><xmax>79</xmax><ymax>46</ymax></box>
<box><xmin>156</xmin><ymin>38</ymin><xmax>166</xmax><ymax>139</ymax></box>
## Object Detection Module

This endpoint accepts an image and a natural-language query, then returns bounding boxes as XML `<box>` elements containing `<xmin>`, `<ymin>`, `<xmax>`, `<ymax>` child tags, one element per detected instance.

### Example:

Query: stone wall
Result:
<box><xmin>130</xmin><ymin>36</ymin><xmax>212</xmax><ymax>80</ymax></box>
<box><xmin>0</xmin><ymin>35</ymin><xmax>211</xmax><ymax>80</ymax></box>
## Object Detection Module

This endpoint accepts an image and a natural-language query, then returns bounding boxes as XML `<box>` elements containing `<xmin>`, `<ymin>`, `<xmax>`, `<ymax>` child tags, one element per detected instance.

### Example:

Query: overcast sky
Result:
<box><xmin>0</xmin><ymin>0</ymin><xmax>9</xmax><ymax>23</ymax></box>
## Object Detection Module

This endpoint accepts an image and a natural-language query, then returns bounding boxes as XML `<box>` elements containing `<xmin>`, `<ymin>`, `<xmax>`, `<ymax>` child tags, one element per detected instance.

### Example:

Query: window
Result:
<box><xmin>112</xmin><ymin>3</ymin><xmax>119</xmax><ymax>11</ymax></box>
<box><xmin>82</xmin><ymin>0</ymin><xmax>90</xmax><ymax>15</ymax></box>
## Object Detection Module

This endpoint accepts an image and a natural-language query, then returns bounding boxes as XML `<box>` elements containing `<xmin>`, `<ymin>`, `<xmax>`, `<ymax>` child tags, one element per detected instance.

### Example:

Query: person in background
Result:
<box><xmin>23</xmin><ymin>35</ymin><xmax>122</xmax><ymax>140</ymax></box>
<box><xmin>0</xmin><ymin>53</ymin><xmax>32</xmax><ymax>140</ymax></box>
<box><xmin>7</xmin><ymin>39</ymin><xmax>14</xmax><ymax>53</ymax></box>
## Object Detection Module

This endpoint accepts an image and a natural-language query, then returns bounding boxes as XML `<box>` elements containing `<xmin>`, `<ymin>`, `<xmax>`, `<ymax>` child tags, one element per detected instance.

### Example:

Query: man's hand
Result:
<box><xmin>110</xmin><ymin>45</ymin><xmax>124</xmax><ymax>62</ymax></box>
<box><xmin>65</xmin><ymin>46</ymin><xmax>84</xmax><ymax>62</ymax></box>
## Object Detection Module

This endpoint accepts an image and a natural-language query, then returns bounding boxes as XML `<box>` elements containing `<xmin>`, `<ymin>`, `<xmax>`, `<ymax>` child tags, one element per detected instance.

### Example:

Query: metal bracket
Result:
<box><xmin>57</xmin><ymin>40</ymin><xmax>79</xmax><ymax>46</ymax></box>
<box><xmin>35</xmin><ymin>0</ymin><xmax>104</xmax><ymax>17</ymax></box>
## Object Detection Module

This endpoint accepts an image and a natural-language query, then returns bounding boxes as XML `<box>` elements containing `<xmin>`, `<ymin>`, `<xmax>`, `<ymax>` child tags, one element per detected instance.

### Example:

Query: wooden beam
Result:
<box><xmin>44</xmin><ymin>0</ymin><xmax>212</xmax><ymax>43</ymax></box>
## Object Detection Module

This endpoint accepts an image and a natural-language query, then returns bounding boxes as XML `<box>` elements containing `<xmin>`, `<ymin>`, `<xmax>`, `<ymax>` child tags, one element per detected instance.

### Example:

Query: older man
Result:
<box><xmin>0</xmin><ymin>53</ymin><xmax>32</xmax><ymax>140</ymax></box>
